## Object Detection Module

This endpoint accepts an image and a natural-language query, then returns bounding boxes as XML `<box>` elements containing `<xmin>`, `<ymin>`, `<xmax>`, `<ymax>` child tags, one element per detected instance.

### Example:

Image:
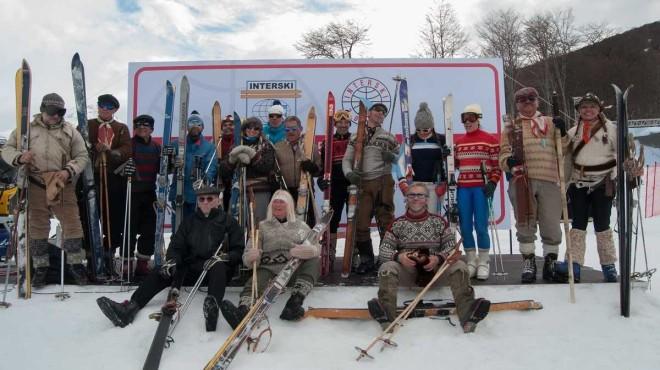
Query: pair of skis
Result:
<box><xmin>341</xmin><ymin>101</ymin><xmax>367</xmax><ymax>278</ymax></box>
<box><xmin>173</xmin><ymin>77</ymin><xmax>190</xmax><ymax>234</ymax></box>
<box><xmin>320</xmin><ymin>92</ymin><xmax>335</xmax><ymax>276</ymax></box>
<box><xmin>295</xmin><ymin>107</ymin><xmax>318</xmax><ymax>222</ymax></box>
<box><xmin>204</xmin><ymin>211</ymin><xmax>333</xmax><ymax>370</ymax></box>
<box><xmin>14</xmin><ymin>59</ymin><xmax>31</xmax><ymax>298</ymax></box>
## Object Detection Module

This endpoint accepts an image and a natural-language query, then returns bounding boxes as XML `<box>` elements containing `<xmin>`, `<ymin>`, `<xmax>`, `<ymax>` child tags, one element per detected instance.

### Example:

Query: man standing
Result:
<box><xmin>368</xmin><ymin>182</ymin><xmax>490</xmax><ymax>333</ymax></box>
<box><xmin>218</xmin><ymin>115</ymin><xmax>235</xmax><ymax>212</ymax></box>
<box><xmin>342</xmin><ymin>102</ymin><xmax>399</xmax><ymax>274</ymax></box>
<box><xmin>88</xmin><ymin>94</ymin><xmax>132</xmax><ymax>265</ymax></box>
<box><xmin>263</xmin><ymin>100</ymin><xmax>286</xmax><ymax>145</ymax></box>
<box><xmin>128</xmin><ymin>114</ymin><xmax>161</xmax><ymax>277</ymax></box>
<box><xmin>169</xmin><ymin>111</ymin><xmax>217</xmax><ymax>225</ymax></box>
<box><xmin>2</xmin><ymin>93</ymin><xmax>90</xmax><ymax>286</ymax></box>
<box><xmin>273</xmin><ymin>115</ymin><xmax>322</xmax><ymax>226</ymax></box>
<box><xmin>317</xmin><ymin>109</ymin><xmax>352</xmax><ymax>271</ymax></box>
<box><xmin>498</xmin><ymin>87</ymin><xmax>568</xmax><ymax>283</ymax></box>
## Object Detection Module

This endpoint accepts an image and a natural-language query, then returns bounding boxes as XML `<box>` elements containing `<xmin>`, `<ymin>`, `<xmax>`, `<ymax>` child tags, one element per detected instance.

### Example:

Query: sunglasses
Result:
<box><xmin>98</xmin><ymin>103</ymin><xmax>116</xmax><ymax>110</ymax></box>
<box><xmin>406</xmin><ymin>193</ymin><xmax>428</xmax><ymax>199</ymax></box>
<box><xmin>269</xmin><ymin>114</ymin><xmax>282</xmax><ymax>119</ymax></box>
<box><xmin>44</xmin><ymin>106</ymin><xmax>66</xmax><ymax>117</ymax></box>
<box><xmin>416</xmin><ymin>128</ymin><xmax>432</xmax><ymax>133</ymax></box>
<box><xmin>516</xmin><ymin>95</ymin><xmax>537</xmax><ymax>103</ymax></box>
<box><xmin>197</xmin><ymin>196</ymin><xmax>217</xmax><ymax>203</ymax></box>
<box><xmin>285</xmin><ymin>127</ymin><xmax>299</xmax><ymax>132</ymax></box>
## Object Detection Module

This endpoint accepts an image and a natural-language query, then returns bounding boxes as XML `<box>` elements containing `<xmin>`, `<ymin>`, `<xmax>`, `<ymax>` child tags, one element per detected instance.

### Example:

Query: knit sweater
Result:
<box><xmin>131</xmin><ymin>136</ymin><xmax>160</xmax><ymax>193</ymax></box>
<box><xmin>455</xmin><ymin>128</ymin><xmax>501</xmax><ymax>187</ymax></box>
<box><xmin>342</xmin><ymin>126</ymin><xmax>399</xmax><ymax>180</ymax></box>
<box><xmin>498</xmin><ymin>113</ymin><xmax>569</xmax><ymax>183</ymax></box>
<box><xmin>378</xmin><ymin>210</ymin><xmax>455</xmax><ymax>265</ymax></box>
<box><xmin>243</xmin><ymin>218</ymin><xmax>319</xmax><ymax>275</ymax></box>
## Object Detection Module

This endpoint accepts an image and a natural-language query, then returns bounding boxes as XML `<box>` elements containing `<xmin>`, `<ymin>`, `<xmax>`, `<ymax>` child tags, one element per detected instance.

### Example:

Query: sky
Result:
<box><xmin>0</xmin><ymin>0</ymin><xmax>658</xmax><ymax>136</ymax></box>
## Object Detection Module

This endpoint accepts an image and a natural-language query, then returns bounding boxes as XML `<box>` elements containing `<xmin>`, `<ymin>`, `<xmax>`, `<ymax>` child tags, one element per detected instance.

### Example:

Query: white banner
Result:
<box><xmin>127</xmin><ymin>58</ymin><xmax>510</xmax><ymax>228</ymax></box>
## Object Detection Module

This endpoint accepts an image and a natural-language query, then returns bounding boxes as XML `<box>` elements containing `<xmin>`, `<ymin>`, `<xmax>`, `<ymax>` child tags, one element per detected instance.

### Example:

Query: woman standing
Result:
<box><xmin>454</xmin><ymin>104</ymin><xmax>501</xmax><ymax>280</ymax></box>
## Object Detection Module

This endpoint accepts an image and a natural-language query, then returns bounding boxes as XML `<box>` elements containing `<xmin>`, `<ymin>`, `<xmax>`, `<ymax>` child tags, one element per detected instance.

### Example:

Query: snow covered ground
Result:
<box><xmin>1</xmin><ymin>202</ymin><xmax>659</xmax><ymax>369</ymax></box>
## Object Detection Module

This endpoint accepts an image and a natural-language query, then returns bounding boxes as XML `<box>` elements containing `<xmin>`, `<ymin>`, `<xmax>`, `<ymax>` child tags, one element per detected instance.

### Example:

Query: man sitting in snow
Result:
<box><xmin>95</xmin><ymin>185</ymin><xmax>244</xmax><ymax>332</ymax></box>
<box><xmin>367</xmin><ymin>182</ymin><xmax>490</xmax><ymax>333</ymax></box>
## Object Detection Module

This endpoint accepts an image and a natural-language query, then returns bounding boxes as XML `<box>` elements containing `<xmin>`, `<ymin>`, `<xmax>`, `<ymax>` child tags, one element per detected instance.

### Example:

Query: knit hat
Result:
<box><xmin>514</xmin><ymin>87</ymin><xmax>539</xmax><ymax>100</ymax></box>
<box><xmin>133</xmin><ymin>114</ymin><xmax>155</xmax><ymax>129</ymax></box>
<box><xmin>574</xmin><ymin>92</ymin><xmax>604</xmax><ymax>110</ymax></box>
<box><xmin>267</xmin><ymin>189</ymin><xmax>296</xmax><ymax>221</ymax></box>
<box><xmin>268</xmin><ymin>100</ymin><xmax>285</xmax><ymax>116</ymax></box>
<box><xmin>414</xmin><ymin>102</ymin><xmax>434</xmax><ymax>130</ymax></box>
<box><xmin>369</xmin><ymin>102</ymin><xmax>388</xmax><ymax>115</ymax></box>
<box><xmin>97</xmin><ymin>94</ymin><xmax>120</xmax><ymax>109</ymax></box>
<box><xmin>195</xmin><ymin>185</ymin><xmax>221</xmax><ymax>196</ymax></box>
<box><xmin>40</xmin><ymin>93</ymin><xmax>66</xmax><ymax>116</ymax></box>
<box><xmin>187</xmin><ymin>110</ymin><xmax>204</xmax><ymax>129</ymax></box>
<box><xmin>241</xmin><ymin>117</ymin><xmax>263</xmax><ymax>132</ymax></box>
<box><xmin>222</xmin><ymin>114</ymin><xmax>234</xmax><ymax>124</ymax></box>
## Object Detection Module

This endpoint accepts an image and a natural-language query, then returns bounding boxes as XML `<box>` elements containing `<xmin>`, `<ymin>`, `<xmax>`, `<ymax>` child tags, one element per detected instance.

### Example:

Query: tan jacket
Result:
<box><xmin>274</xmin><ymin>137</ymin><xmax>321</xmax><ymax>190</ymax></box>
<box><xmin>1</xmin><ymin>114</ymin><xmax>89</xmax><ymax>183</ymax></box>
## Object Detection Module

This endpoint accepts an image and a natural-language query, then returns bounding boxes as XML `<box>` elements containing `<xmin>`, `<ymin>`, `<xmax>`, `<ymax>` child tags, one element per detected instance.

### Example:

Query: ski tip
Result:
<box><xmin>328</xmin><ymin>91</ymin><xmax>334</xmax><ymax>98</ymax></box>
<box><xmin>166</xmin><ymin>80</ymin><xmax>172</xmax><ymax>88</ymax></box>
<box><xmin>611</xmin><ymin>83</ymin><xmax>622</xmax><ymax>94</ymax></box>
<box><xmin>21</xmin><ymin>59</ymin><xmax>30</xmax><ymax>69</ymax></box>
<box><xmin>181</xmin><ymin>75</ymin><xmax>189</xmax><ymax>85</ymax></box>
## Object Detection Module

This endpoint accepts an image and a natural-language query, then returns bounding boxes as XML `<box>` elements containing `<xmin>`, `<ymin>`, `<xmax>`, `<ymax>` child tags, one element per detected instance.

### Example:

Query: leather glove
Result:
<box><xmin>441</xmin><ymin>145</ymin><xmax>451</xmax><ymax>157</ymax></box>
<box><xmin>435</xmin><ymin>182</ymin><xmax>447</xmax><ymax>197</ymax></box>
<box><xmin>382</xmin><ymin>150</ymin><xmax>397</xmax><ymax>163</ymax></box>
<box><xmin>317</xmin><ymin>178</ymin><xmax>330</xmax><ymax>191</ymax></box>
<box><xmin>160</xmin><ymin>260</ymin><xmax>177</xmax><ymax>279</ymax></box>
<box><xmin>301</xmin><ymin>159</ymin><xmax>318</xmax><ymax>173</ymax></box>
<box><xmin>345</xmin><ymin>170</ymin><xmax>362</xmax><ymax>185</ymax></box>
<box><xmin>398</xmin><ymin>180</ymin><xmax>409</xmax><ymax>195</ymax></box>
<box><xmin>123</xmin><ymin>159</ymin><xmax>136</xmax><ymax>177</ymax></box>
<box><xmin>506</xmin><ymin>157</ymin><xmax>521</xmax><ymax>170</ymax></box>
<box><xmin>244</xmin><ymin>248</ymin><xmax>262</xmax><ymax>265</ymax></box>
<box><xmin>553</xmin><ymin>117</ymin><xmax>567</xmax><ymax>137</ymax></box>
<box><xmin>163</xmin><ymin>145</ymin><xmax>175</xmax><ymax>156</ymax></box>
<box><xmin>484</xmin><ymin>181</ymin><xmax>497</xmax><ymax>198</ymax></box>
<box><xmin>289</xmin><ymin>244</ymin><xmax>319</xmax><ymax>260</ymax></box>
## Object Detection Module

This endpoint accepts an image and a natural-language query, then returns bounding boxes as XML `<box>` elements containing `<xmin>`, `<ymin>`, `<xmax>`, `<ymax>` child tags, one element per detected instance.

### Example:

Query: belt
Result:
<box><xmin>574</xmin><ymin>159</ymin><xmax>616</xmax><ymax>173</ymax></box>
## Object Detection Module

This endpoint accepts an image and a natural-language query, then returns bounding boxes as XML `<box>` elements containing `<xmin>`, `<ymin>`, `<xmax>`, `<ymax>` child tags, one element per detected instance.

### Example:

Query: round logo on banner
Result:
<box><xmin>341</xmin><ymin>77</ymin><xmax>392</xmax><ymax>122</ymax></box>
<box><xmin>252</xmin><ymin>99</ymin><xmax>290</xmax><ymax>122</ymax></box>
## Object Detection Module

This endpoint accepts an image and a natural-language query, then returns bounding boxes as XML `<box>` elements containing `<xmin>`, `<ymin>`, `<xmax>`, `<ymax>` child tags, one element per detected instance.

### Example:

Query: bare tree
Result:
<box><xmin>579</xmin><ymin>21</ymin><xmax>618</xmax><ymax>45</ymax></box>
<box><xmin>477</xmin><ymin>8</ymin><xmax>526</xmax><ymax>114</ymax></box>
<box><xmin>295</xmin><ymin>20</ymin><xmax>370</xmax><ymax>59</ymax></box>
<box><xmin>417</xmin><ymin>0</ymin><xmax>468</xmax><ymax>58</ymax></box>
<box><xmin>523</xmin><ymin>8</ymin><xmax>579</xmax><ymax>111</ymax></box>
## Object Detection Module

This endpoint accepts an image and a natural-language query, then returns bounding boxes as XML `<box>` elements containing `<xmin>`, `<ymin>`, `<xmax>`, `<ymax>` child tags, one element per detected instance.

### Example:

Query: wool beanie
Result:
<box><xmin>414</xmin><ymin>102</ymin><xmax>434</xmax><ymax>130</ymax></box>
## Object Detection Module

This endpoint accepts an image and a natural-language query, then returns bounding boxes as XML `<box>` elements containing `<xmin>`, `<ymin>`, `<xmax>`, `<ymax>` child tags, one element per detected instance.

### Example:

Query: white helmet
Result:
<box><xmin>462</xmin><ymin>104</ymin><xmax>483</xmax><ymax>117</ymax></box>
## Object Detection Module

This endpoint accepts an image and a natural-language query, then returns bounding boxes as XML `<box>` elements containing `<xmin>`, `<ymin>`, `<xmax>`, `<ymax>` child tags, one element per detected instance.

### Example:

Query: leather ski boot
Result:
<box><xmin>542</xmin><ymin>253</ymin><xmax>558</xmax><ymax>282</ymax></box>
<box><xmin>220</xmin><ymin>300</ymin><xmax>249</xmax><ymax>330</ymax></box>
<box><xmin>96</xmin><ymin>297</ymin><xmax>140</xmax><ymax>328</ymax></box>
<box><xmin>461</xmin><ymin>298</ymin><xmax>491</xmax><ymax>333</ymax></box>
<box><xmin>69</xmin><ymin>264</ymin><xmax>89</xmax><ymax>285</ymax></box>
<box><xmin>520</xmin><ymin>254</ymin><xmax>537</xmax><ymax>284</ymax></box>
<box><xmin>31</xmin><ymin>267</ymin><xmax>49</xmax><ymax>288</ymax></box>
<box><xmin>204</xmin><ymin>296</ymin><xmax>219</xmax><ymax>332</ymax></box>
<box><xmin>280</xmin><ymin>292</ymin><xmax>305</xmax><ymax>321</ymax></box>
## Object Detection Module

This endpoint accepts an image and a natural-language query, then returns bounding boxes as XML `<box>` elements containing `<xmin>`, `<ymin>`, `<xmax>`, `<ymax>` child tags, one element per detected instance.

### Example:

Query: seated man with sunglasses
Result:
<box><xmin>396</xmin><ymin>102</ymin><xmax>450</xmax><ymax>214</ymax></box>
<box><xmin>96</xmin><ymin>185</ymin><xmax>244</xmax><ymax>332</ymax></box>
<box><xmin>498</xmin><ymin>86</ymin><xmax>568</xmax><ymax>284</ymax></box>
<box><xmin>2</xmin><ymin>93</ymin><xmax>91</xmax><ymax>287</ymax></box>
<box><xmin>367</xmin><ymin>182</ymin><xmax>490</xmax><ymax>333</ymax></box>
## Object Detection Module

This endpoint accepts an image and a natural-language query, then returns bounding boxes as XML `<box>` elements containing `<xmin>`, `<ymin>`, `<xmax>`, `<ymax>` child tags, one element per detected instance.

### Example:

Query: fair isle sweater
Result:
<box><xmin>498</xmin><ymin>113</ymin><xmax>569</xmax><ymax>183</ymax></box>
<box><xmin>455</xmin><ymin>128</ymin><xmax>501</xmax><ymax>188</ymax></box>
<box><xmin>378</xmin><ymin>210</ymin><xmax>456</xmax><ymax>265</ymax></box>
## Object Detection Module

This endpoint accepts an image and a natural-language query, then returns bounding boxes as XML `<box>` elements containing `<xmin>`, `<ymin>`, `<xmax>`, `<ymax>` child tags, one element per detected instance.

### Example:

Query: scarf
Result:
<box><xmin>519</xmin><ymin>111</ymin><xmax>547</xmax><ymax>138</ymax></box>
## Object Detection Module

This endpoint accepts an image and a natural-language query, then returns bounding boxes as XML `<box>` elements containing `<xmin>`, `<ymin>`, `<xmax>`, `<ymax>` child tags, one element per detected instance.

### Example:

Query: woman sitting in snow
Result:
<box><xmin>220</xmin><ymin>189</ymin><xmax>321</xmax><ymax>327</ymax></box>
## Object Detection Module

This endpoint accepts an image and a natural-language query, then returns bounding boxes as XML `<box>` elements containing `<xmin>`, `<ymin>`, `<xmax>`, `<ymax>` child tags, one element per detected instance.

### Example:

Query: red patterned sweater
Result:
<box><xmin>454</xmin><ymin>128</ymin><xmax>501</xmax><ymax>188</ymax></box>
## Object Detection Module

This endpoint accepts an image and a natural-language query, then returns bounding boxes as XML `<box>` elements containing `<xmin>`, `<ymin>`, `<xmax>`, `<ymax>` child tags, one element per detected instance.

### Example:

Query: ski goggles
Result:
<box><xmin>461</xmin><ymin>113</ymin><xmax>480</xmax><ymax>123</ymax></box>
<box><xmin>515</xmin><ymin>95</ymin><xmax>537</xmax><ymax>103</ymax></box>
<box><xmin>406</xmin><ymin>192</ymin><xmax>428</xmax><ymax>199</ymax></box>
<box><xmin>334</xmin><ymin>110</ymin><xmax>351</xmax><ymax>122</ymax></box>
<box><xmin>44</xmin><ymin>106</ymin><xmax>66</xmax><ymax>117</ymax></box>
<box><xmin>98</xmin><ymin>102</ymin><xmax>117</xmax><ymax>110</ymax></box>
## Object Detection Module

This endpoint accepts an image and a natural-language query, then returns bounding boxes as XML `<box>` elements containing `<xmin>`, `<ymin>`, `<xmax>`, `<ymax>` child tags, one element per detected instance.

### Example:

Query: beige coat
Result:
<box><xmin>1</xmin><ymin>114</ymin><xmax>90</xmax><ymax>184</ymax></box>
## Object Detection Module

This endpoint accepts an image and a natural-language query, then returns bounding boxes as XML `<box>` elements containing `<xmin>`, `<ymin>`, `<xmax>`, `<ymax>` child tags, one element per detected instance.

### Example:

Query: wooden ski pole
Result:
<box><xmin>552</xmin><ymin>92</ymin><xmax>576</xmax><ymax>303</ymax></box>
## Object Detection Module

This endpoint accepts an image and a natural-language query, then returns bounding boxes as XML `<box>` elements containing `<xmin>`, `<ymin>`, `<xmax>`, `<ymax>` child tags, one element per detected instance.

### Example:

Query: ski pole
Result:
<box><xmin>487</xmin><ymin>197</ymin><xmax>507</xmax><ymax>277</ymax></box>
<box><xmin>388</xmin><ymin>76</ymin><xmax>403</xmax><ymax>133</ymax></box>
<box><xmin>0</xmin><ymin>224</ymin><xmax>12</xmax><ymax>308</ymax></box>
<box><xmin>50</xmin><ymin>212</ymin><xmax>69</xmax><ymax>301</ymax></box>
